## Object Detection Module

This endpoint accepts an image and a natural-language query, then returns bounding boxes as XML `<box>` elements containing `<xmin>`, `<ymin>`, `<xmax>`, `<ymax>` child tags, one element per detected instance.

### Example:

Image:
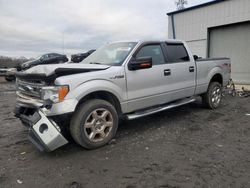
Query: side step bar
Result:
<box><xmin>126</xmin><ymin>97</ymin><xmax>196</xmax><ymax>120</ymax></box>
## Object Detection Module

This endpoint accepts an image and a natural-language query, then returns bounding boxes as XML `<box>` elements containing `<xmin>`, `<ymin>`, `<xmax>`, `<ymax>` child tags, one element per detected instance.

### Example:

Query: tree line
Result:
<box><xmin>0</xmin><ymin>56</ymin><xmax>33</xmax><ymax>68</ymax></box>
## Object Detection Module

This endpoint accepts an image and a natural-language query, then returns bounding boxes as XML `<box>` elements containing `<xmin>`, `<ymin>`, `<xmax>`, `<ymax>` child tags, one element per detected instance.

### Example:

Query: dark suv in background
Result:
<box><xmin>71</xmin><ymin>49</ymin><xmax>95</xmax><ymax>63</ymax></box>
<box><xmin>21</xmin><ymin>53</ymin><xmax>68</xmax><ymax>70</ymax></box>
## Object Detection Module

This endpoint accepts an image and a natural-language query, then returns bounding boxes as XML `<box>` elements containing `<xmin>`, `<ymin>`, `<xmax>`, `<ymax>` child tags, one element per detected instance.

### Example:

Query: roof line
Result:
<box><xmin>167</xmin><ymin>0</ymin><xmax>227</xmax><ymax>16</ymax></box>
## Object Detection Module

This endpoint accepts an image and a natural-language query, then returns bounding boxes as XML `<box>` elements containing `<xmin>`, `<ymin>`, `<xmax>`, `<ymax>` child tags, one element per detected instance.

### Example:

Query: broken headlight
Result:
<box><xmin>41</xmin><ymin>85</ymin><xmax>69</xmax><ymax>103</ymax></box>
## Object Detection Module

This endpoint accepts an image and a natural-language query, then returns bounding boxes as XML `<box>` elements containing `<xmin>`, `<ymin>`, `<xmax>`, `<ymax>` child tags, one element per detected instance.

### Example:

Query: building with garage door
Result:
<box><xmin>167</xmin><ymin>0</ymin><xmax>250</xmax><ymax>84</ymax></box>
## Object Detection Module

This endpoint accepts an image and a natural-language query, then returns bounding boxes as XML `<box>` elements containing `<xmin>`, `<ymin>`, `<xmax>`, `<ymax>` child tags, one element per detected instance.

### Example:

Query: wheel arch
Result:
<box><xmin>76</xmin><ymin>90</ymin><xmax>122</xmax><ymax>116</ymax></box>
<box><xmin>209</xmin><ymin>73</ymin><xmax>223</xmax><ymax>85</ymax></box>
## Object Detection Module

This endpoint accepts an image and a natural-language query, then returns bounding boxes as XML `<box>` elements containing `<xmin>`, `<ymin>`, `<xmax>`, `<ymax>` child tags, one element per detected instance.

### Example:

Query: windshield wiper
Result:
<box><xmin>89</xmin><ymin>62</ymin><xmax>101</xmax><ymax>64</ymax></box>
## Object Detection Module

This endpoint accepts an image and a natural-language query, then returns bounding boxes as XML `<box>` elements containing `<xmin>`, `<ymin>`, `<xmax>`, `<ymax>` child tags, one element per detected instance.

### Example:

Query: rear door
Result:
<box><xmin>162</xmin><ymin>42</ymin><xmax>196</xmax><ymax>98</ymax></box>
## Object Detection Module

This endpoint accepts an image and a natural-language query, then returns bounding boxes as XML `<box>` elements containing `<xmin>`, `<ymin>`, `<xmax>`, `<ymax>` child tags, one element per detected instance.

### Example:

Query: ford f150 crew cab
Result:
<box><xmin>14</xmin><ymin>40</ymin><xmax>231</xmax><ymax>151</ymax></box>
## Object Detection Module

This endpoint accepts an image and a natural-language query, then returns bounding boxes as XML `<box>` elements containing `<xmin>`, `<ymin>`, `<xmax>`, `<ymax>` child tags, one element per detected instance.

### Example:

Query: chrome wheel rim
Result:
<box><xmin>84</xmin><ymin>108</ymin><xmax>113</xmax><ymax>143</ymax></box>
<box><xmin>211</xmin><ymin>86</ymin><xmax>222</xmax><ymax>107</ymax></box>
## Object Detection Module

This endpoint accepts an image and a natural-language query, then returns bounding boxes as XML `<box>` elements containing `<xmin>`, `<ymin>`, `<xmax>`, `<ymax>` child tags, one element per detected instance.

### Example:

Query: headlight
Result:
<box><xmin>41</xmin><ymin>85</ymin><xmax>69</xmax><ymax>103</ymax></box>
<box><xmin>8</xmin><ymin>68</ymin><xmax>17</xmax><ymax>73</ymax></box>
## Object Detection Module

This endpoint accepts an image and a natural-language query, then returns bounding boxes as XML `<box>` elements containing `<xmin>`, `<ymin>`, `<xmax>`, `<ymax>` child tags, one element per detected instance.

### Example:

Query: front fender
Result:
<box><xmin>46</xmin><ymin>80</ymin><xmax>126</xmax><ymax>116</ymax></box>
<box><xmin>65</xmin><ymin>79</ymin><xmax>126</xmax><ymax>109</ymax></box>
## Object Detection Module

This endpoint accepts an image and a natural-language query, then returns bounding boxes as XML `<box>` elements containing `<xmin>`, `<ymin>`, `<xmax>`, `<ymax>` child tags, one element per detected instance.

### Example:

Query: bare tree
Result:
<box><xmin>0</xmin><ymin>56</ymin><xmax>30</xmax><ymax>68</ymax></box>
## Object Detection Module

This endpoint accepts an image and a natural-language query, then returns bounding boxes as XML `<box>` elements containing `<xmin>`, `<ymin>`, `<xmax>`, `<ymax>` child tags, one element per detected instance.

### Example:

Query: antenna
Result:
<box><xmin>175</xmin><ymin>0</ymin><xmax>188</xmax><ymax>10</ymax></box>
<box><xmin>62</xmin><ymin>32</ymin><xmax>65</xmax><ymax>54</ymax></box>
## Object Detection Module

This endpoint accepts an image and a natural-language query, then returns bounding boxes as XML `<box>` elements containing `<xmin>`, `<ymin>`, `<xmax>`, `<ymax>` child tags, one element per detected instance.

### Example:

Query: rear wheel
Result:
<box><xmin>202</xmin><ymin>82</ymin><xmax>222</xmax><ymax>109</ymax></box>
<box><xmin>70</xmin><ymin>99</ymin><xmax>118</xmax><ymax>149</ymax></box>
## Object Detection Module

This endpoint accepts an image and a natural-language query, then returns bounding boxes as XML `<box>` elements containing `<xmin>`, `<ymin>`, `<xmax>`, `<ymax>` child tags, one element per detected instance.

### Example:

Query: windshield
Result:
<box><xmin>81</xmin><ymin>42</ymin><xmax>137</xmax><ymax>66</ymax></box>
<box><xmin>35</xmin><ymin>55</ymin><xmax>43</xmax><ymax>60</ymax></box>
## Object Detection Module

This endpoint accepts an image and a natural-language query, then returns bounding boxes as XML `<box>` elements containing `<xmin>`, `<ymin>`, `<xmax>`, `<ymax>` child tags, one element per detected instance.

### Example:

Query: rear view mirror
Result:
<box><xmin>128</xmin><ymin>57</ymin><xmax>152</xmax><ymax>71</ymax></box>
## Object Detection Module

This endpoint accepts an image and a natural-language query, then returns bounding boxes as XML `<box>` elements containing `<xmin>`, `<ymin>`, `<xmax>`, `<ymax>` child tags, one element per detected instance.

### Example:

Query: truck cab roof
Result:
<box><xmin>109</xmin><ymin>39</ymin><xmax>185</xmax><ymax>45</ymax></box>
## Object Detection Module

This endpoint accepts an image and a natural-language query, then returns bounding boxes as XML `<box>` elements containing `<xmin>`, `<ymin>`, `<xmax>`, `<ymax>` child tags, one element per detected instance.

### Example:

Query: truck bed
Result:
<box><xmin>195</xmin><ymin>57</ymin><xmax>231</xmax><ymax>95</ymax></box>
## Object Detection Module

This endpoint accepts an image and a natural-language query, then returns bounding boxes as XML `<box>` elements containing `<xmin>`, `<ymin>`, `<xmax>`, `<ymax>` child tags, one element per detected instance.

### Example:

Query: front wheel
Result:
<box><xmin>202</xmin><ymin>82</ymin><xmax>222</xmax><ymax>109</ymax></box>
<box><xmin>70</xmin><ymin>99</ymin><xmax>118</xmax><ymax>149</ymax></box>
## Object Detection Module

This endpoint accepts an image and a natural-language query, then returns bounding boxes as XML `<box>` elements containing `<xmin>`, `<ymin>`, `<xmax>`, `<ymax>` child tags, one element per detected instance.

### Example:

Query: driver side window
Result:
<box><xmin>136</xmin><ymin>45</ymin><xmax>165</xmax><ymax>65</ymax></box>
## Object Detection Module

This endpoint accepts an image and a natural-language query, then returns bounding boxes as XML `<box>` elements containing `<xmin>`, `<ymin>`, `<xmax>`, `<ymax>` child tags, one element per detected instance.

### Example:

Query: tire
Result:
<box><xmin>5</xmin><ymin>76</ymin><xmax>12</xmax><ymax>82</ymax></box>
<box><xmin>202</xmin><ymin>82</ymin><xmax>222</xmax><ymax>109</ymax></box>
<box><xmin>70</xmin><ymin>99</ymin><xmax>118</xmax><ymax>149</ymax></box>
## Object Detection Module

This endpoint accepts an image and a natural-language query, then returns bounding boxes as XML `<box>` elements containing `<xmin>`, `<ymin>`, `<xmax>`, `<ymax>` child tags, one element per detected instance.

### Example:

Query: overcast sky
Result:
<box><xmin>0</xmin><ymin>0</ymin><xmax>211</xmax><ymax>58</ymax></box>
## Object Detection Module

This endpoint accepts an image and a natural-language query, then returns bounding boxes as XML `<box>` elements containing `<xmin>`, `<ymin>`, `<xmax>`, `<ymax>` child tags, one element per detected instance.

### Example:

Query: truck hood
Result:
<box><xmin>16</xmin><ymin>63</ymin><xmax>110</xmax><ymax>83</ymax></box>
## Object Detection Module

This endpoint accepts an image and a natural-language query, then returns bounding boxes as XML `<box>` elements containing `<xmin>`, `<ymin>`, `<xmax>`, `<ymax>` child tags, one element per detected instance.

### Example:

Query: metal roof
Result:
<box><xmin>167</xmin><ymin>0</ymin><xmax>227</xmax><ymax>16</ymax></box>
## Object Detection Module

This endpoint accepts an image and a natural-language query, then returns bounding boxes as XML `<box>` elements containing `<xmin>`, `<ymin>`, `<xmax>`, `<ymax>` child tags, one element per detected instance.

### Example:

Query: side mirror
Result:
<box><xmin>193</xmin><ymin>55</ymin><xmax>199</xmax><ymax>61</ymax></box>
<box><xmin>128</xmin><ymin>57</ymin><xmax>152</xmax><ymax>71</ymax></box>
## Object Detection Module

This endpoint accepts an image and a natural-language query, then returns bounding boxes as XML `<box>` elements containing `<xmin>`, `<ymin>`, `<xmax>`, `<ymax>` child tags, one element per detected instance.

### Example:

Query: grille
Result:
<box><xmin>16</xmin><ymin>79</ymin><xmax>45</xmax><ymax>99</ymax></box>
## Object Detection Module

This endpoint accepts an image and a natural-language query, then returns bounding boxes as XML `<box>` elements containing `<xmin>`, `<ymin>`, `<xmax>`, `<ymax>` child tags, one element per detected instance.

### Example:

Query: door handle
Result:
<box><xmin>189</xmin><ymin>66</ymin><xmax>195</xmax><ymax>72</ymax></box>
<box><xmin>164</xmin><ymin>69</ymin><xmax>171</xmax><ymax>76</ymax></box>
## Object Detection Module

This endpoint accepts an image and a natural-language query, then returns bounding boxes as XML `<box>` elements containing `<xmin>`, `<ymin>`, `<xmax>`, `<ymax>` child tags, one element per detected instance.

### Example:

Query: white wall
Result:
<box><xmin>168</xmin><ymin>0</ymin><xmax>250</xmax><ymax>57</ymax></box>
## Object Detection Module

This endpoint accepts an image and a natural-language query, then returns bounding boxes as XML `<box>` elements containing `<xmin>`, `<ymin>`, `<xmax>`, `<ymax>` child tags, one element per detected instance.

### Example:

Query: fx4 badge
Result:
<box><xmin>110</xmin><ymin>75</ymin><xmax>124</xmax><ymax>79</ymax></box>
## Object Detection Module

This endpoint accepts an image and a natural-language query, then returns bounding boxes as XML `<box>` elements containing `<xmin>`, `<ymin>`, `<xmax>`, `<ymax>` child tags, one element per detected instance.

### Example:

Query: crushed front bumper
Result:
<box><xmin>15</xmin><ymin>105</ymin><xmax>68</xmax><ymax>152</ymax></box>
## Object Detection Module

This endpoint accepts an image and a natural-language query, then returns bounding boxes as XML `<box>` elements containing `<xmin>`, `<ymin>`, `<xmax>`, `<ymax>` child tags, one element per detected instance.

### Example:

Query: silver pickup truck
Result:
<box><xmin>14</xmin><ymin>40</ymin><xmax>231</xmax><ymax>151</ymax></box>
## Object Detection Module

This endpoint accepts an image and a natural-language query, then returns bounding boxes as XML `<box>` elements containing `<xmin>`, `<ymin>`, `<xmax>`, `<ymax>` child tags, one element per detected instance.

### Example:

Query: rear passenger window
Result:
<box><xmin>165</xmin><ymin>43</ymin><xmax>190</xmax><ymax>63</ymax></box>
<box><xmin>136</xmin><ymin>45</ymin><xmax>165</xmax><ymax>65</ymax></box>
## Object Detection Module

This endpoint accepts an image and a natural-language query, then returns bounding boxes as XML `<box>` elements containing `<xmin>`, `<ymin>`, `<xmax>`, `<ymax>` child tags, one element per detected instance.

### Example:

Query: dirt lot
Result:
<box><xmin>0</xmin><ymin>79</ymin><xmax>250</xmax><ymax>188</ymax></box>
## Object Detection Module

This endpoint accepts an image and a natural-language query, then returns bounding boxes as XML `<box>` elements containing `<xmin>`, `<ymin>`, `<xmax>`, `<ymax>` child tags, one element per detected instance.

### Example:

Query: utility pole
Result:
<box><xmin>175</xmin><ymin>0</ymin><xmax>188</xmax><ymax>10</ymax></box>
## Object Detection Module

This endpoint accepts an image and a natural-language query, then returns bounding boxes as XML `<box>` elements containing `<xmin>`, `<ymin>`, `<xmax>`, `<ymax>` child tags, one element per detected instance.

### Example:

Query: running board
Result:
<box><xmin>126</xmin><ymin>97</ymin><xmax>196</xmax><ymax>120</ymax></box>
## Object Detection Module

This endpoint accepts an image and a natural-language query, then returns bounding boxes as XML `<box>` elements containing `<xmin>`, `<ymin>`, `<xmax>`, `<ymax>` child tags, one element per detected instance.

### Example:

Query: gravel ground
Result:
<box><xmin>0</xmin><ymin>80</ymin><xmax>250</xmax><ymax>188</ymax></box>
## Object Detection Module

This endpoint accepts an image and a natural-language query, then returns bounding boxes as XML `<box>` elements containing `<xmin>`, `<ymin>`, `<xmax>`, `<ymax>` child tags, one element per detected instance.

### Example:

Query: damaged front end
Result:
<box><xmin>15</xmin><ymin>106</ymin><xmax>68</xmax><ymax>152</ymax></box>
<box><xmin>14</xmin><ymin>64</ymin><xmax>110</xmax><ymax>151</ymax></box>
<box><xmin>14</xmin><ymin>78</ymin><xmax>70</xmax><ymax>152</ymax></box>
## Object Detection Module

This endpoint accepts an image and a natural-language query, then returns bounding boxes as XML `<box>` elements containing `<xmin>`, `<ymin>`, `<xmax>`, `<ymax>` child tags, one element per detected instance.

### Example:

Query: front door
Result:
<box><xmin>125</xmin><ymin>43</ymin><xmax>171</xmax><ymax>112</ymax></box>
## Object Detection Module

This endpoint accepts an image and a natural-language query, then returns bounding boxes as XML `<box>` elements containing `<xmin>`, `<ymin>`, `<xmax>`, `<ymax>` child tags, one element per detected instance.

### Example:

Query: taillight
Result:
<box><xmin>223</xmin><ymin>63</ymin><xmax>231</xmax><ymax>73</ymax></box>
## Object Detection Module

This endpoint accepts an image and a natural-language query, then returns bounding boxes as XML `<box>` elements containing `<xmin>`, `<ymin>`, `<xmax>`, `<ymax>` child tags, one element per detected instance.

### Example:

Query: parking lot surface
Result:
<box><xmin>0</xmin><ymin>80</ymin><xmax>250</xmax><ymax>188</ymax></box>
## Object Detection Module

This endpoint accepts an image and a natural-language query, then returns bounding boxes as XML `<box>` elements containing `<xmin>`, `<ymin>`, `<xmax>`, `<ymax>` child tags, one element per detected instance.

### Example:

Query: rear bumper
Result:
<box><xmin>15</xmin><ymin>105</ymin><xmax>68</xmax><ymax>152</ymax></box>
